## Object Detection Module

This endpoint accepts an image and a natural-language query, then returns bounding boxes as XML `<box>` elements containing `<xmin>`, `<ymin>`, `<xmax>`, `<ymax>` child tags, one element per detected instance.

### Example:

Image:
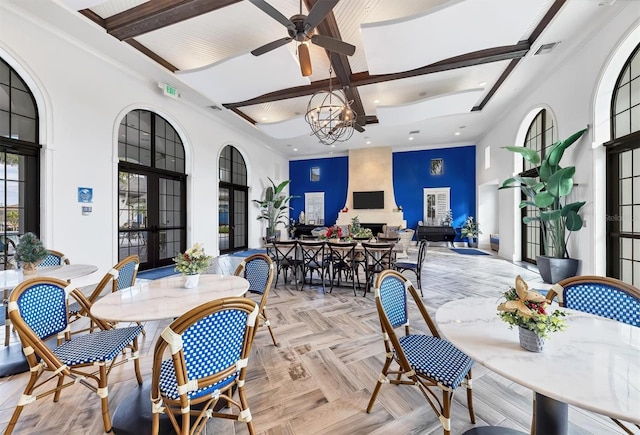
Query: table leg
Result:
<box><xmin>534</xmin><ymin>393</ymin><xmax>568</xmax><ymax>435</ymax></box>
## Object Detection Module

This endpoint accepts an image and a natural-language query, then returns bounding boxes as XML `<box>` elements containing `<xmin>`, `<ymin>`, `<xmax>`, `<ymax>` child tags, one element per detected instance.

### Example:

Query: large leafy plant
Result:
<box><xmin>253</xmin><ymin>178</ymin><xmax>295</xmax><ymax>237</ymax></box>
<box><xmin>500</xmin><ymin>128</ymin><xmax>587</xmax><ymax>259</ymax></box>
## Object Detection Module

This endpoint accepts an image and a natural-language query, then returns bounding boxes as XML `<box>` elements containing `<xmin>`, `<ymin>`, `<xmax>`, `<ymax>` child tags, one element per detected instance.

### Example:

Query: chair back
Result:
<box><xmin>272</xmin><ymin>240</ymin><xmax>298</xmax><ymax>263</ymax></box>
<box><xmin>113</xmin><ymin>255</ymin><xmax>140</xmax><ymax>292</ymax></box>
<box><xmin>9</xmin><ymin>277</ymin><xmax>70</xmax><ymax>342</ymax></box>
<box><xmin>362</xmin><ymin>242</ymin><xmax>395</xmax><ymax>272</ymax></box>
<box><xmin>234</xmin><ymin>253</ymin><xmax>274</xmax><ymax>296</ymax></box>
<box><xmin>299</xmin><ymin>240</ymin><xmax>325</xmax><ymax>265</ymax></box>
<box><xmin>546</xmin><ymin>275</ymin><xmax>640</xmax><ymax>327</ymax></box>
<box><xmin>151</xmin><ymin>297</ymin><xmax>258</xmax><ymax>404</ymax></box>
<box><xmin>328</xmin><ymin>241</ymin><xmax>356</xmax><ymax>266</ymax></box>
<box><xmin>38</xmin><ymin>250</ymin><xmax>70</xmax><ymax>267</ymax></box>
<box><xmin>416</xmin><ymin>239</ymin><xmax>428</xmax><ymax>268</ymax></box>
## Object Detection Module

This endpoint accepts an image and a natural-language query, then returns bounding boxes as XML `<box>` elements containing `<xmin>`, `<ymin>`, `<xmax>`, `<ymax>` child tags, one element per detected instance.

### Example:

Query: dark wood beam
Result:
<box><xmin>126</xmin><ymin>40</ymin><xmax>179</xmax><ymax>72</ymax></box>
<box><xmin>102</xmin><ymin>0</ymin><xmax>242</xmax><ymax>41</ymax></box>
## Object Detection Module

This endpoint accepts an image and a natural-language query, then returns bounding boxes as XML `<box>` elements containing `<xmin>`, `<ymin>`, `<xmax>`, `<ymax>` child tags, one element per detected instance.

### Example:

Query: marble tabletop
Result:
<box><xmin>90</xmin><ymin>274</ymin><xmax>249</xmax><ymax>322</ymax></box>
<box><xmin>435</xmin><ymin>297</ymin><xmax>640</xmax><ymax>424</ymax></box>
<box><xmin>0</xmin><ymin>264</ymin><xmax>99</xmax><ymax>291</ymax></box>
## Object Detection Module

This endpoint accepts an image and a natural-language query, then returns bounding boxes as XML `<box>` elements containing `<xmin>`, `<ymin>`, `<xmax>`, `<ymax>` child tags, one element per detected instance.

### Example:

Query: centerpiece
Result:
<box><xmin>351</xmin><ymin>216</ymin><xmax>373</xmax><ymax>240</ymax></box>
<box><xmin>497</xmin><ymin>275</ymin><xmax>567</xmax><ymax>352</ymax></box>
<box><xmin>173</xmin><ymin>243</ymin><xmax>213</xmax><ymax>288</ymax></box>
<box><xmin>325</xmin><ymin>225</ymin><xmax>343</xmax><ymax>241</ymax></box>
<box><xmin>15</xmin><ymin>232</ymin><xmax>49</xmax><ymax>275</ymax></box>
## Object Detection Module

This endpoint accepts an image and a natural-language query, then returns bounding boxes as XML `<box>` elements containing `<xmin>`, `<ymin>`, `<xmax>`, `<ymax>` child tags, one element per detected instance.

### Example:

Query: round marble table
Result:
<box><xmin>1</xmin><ymin>264</ymin><xmax>99</xmax><ymax>376</ymax></box>
<box><xmin>435</xmin><ymin>297</ymin><xmax>640</xmax><ymax>434</ymax></box>
<box><xmin>90</xmin><ymin>273</ymin><xmax>249</xmax><ymax>322</ymax></box>
<box><xmin>90</xmin><ymin>273</ymin><xmax>250</xmax><ymax>435</ymax></box>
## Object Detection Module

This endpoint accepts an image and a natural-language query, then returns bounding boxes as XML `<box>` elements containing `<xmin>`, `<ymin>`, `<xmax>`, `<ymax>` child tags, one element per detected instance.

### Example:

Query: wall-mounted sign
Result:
<box><xmin>78</xmin><ymin>187</ymin><xmax>93</xmax><ymax>203</ymax></box>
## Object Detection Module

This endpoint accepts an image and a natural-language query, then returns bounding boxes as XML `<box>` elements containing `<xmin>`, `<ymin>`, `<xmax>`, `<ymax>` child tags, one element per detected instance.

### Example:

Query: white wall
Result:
<box><xmin>477</xmin><ymin>5</ymin><xmax>640</xmax><ymax>275</ymax></box>
<box><xmin>0</xmin><ymin>6</ymin><xmax>289</xmax><ymax>286</ymax></box>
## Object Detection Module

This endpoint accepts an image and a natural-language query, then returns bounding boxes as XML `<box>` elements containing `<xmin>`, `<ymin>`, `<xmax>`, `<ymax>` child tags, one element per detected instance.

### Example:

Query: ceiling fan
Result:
<box><xmin>249</xmin><ymin>0</ymin><xmax>356</xmax><ymax>77</ymax></box>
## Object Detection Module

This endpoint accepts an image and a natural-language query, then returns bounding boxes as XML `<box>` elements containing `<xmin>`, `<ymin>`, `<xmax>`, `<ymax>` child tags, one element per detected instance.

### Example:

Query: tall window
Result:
<box><xmin>118</xmin><ymin>110</ymin><xmax>186</xmax><ymax>270</ymax></box>
<box><xmin>0</xmin><ymin>57</ymin><xmax>40</xmax><ymax>269</ymax></box>
<box><xmin>219</xmin><ymin>145</ymin><xmax>248</xmax><ymax>253</ymax></box>
<box><xmin>606</xmin><ymin>43</ymin><xmax>640</xmax><ymax>285</ymax></box>
<box><xmin>521</xmin><ymin>109</ymin><xmax>557</xmax><ymax>263</ymax></box>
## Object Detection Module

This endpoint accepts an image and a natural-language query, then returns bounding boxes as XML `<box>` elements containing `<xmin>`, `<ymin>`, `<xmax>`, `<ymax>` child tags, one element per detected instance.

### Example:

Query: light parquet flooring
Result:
<box><xmin>0</xmin><ymin>246</ymin><xmax>631</xmax><ymax>434</ymax></box>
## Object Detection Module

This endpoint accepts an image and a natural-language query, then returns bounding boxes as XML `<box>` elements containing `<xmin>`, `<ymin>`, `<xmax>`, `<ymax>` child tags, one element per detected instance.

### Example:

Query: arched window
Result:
<box><xmin>0</xmin><ymin>57</ymin><xmax>40</xmax><ymax>269</ymax></box>
<box><xmin>218</xmin><ymin>145</ymin><xmax>248</xmax><ymax>253</ymax></box>
<box><xmin>118</xmin><ymin>109</ymin><xmax>186</xmax><ymax>270</ymax></box>
<box><xmin>521</xmin><ymin>109</ymin><xmax>557</xmax><ymax>264</ymax></box>
<box><xmin>606</xmin><ymin>43</ymin><xmax>640</xmax><ymax>284</ymax></box>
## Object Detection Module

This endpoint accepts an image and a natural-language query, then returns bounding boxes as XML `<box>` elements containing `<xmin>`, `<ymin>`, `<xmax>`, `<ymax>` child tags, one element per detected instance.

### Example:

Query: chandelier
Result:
<box><xmin>304</xmin><ymin>68</ymin><xmax>356</xmax><ymax>145</ymax></box>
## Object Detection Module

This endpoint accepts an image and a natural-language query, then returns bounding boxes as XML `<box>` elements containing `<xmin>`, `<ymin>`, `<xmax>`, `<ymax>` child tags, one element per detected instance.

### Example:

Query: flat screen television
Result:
<box><xmin>353</xmin><ymin>191</ymin><xmax>384</xmax><ymax>209</ymax></box>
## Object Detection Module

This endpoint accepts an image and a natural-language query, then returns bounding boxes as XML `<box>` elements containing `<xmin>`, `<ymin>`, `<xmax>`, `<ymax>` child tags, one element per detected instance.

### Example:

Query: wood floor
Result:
<box><xmin>0</xmin><ymin>246</ymin><xmax>629</xmax><ymax>434</ymax></box>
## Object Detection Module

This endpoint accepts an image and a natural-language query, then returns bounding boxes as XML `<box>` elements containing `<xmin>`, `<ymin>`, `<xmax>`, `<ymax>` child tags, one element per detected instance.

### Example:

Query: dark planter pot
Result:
<box><xmin>536</xmin><ymin>256</ymin><xmax>579</xmax><ymax>284</ymax></box>
<box><xmin>467</xmin><ymin>237</ymin><xmax>478</xmax><ymax>248</ymax></box>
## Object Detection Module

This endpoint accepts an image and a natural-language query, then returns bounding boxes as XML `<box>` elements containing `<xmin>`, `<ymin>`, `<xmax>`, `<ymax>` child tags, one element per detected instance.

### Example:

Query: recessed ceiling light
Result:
<box><xmin>293</xmin><ymin>148</ymin><xmax>298</xmax><ymax>151</ymax></box>
<box><xmin>261</xmin><ymin>117</ymin><xmax>268</xmax><ymax>121</ymax></box>
<box><xmin>366</xmin><ymin>140</ymin><xmax>371</xmax><ymax>145</ymax></box>
<box><xmin>331</xmin><ymin>145</ymin><xmax>335</xmax><ymax>148</ymax></box>
<box><xmin>454</xmin><ymin>132</ymin><xmax>461</xmax><ymax>136</ymax></box>
<box><xmin>408</xmin><ymin>137</ymin><xmax>414</xmax><ymax>141</ymax></box>
<box><xmin>478</xmin><ymin>82</ymin><xmax>486</xmax><ymax>87</ymax></box>
<box><xmin>374</xmin><ymin>99</ymin><xmax>380</xmax><ymax>104</ymax></box>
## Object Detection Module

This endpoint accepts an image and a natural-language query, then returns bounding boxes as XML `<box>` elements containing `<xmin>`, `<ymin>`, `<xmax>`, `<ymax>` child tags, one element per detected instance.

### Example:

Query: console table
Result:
<box><xmin>293</xmin><ymin>224</ymin><xmax>317</xmax><ymax>239</ymax></box>
<box><xmin>416</xmin><ymin>225</ymin><xmax>456</xmax><ymax>245</ymax></box>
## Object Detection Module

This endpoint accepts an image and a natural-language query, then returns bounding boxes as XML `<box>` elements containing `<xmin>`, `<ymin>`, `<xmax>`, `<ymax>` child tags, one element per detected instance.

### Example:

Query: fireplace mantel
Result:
<box><xmin>336</xmin><ymin>210</ymin><xmax>406</xmax><ymax>228</ymax></box>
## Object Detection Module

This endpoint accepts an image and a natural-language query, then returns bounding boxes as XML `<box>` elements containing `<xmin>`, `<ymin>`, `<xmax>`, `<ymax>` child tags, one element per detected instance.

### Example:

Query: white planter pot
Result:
<box><xmin>183</xmin><ymin>274</ymin><xmax>200</xmax><ymax>289</ymax></box>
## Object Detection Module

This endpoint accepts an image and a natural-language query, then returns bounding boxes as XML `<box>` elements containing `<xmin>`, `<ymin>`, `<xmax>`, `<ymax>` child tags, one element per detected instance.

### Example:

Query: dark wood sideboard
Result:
<box><xmin>416</xmin><ymin>225</ymin><xmax>456</xmax><ymax>244</ymax></box>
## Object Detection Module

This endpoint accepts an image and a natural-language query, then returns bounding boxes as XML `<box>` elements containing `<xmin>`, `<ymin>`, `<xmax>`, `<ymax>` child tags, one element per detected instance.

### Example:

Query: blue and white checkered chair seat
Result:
<box><xmin>245</xmin><ymin>259</ymin><xmax>270</xmax><ymax>295</ymax></box>
<box><xmin>158</xmin><ymin>359</ymin><xmax>236</xmax><ymax>401</ymax></box>
<box><xmin>398</xmin><ymin>335</ymin><xmax>474</xmax><ymax>389</ymax></box>
<box><xmin>53</xmin><ymin>325</ymin><xmax>143</xmax><ymax>365</ymax></box>
<box><xmin>564</xmin><ymin>284</ymin><xmax>640</xmax><ymax>327</ymax></box>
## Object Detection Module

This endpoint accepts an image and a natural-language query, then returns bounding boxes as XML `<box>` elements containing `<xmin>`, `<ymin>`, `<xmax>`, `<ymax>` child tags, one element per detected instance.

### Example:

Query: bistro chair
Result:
<box><xmin>366</xmin><ymin>270</ymin><xmax>475</xmax><ymax>435</ymax></box>
<box><xmin>234</xmin><ymin>253</ymin><xmax>278</xmax><ymax>346</ymax></box>
<box><xmin>395</xmin><ymin>239</ymin><xmax>428</xmax><ymax>296</ymax></box>
<box><xmin>37</xmin><ymin>249</ymin><xmax>71</xmax><ymax>267</ymax></box>
<box><xmin>6</xmin><ymin>276</ymin><xmax>143</xmax><ymax>434</ymax></box>
<box><xmin>361</xmin><ymin>242</ymin><xmax>396</xmax><ymax>297</ymax></box>
<box><xmin>150</xmin><ymin>297</ymin><xmax>259</xmax><ymax>435</ymax></box>
<box><xmin>327</xmin><ymin>241</ymin><xmax>358</xmax><ymax>296</ymax></box>
<box><xmin>298</xmin><ymin>240</ymin><xmax>329</xmax><ymax>292</ymax></box>
<box><xmin>68</xmin><ymin>255</ymin><xmax>140</xmax><ymax>335</ymax></box>
<box><xmin>271</xmin><ymin>240</ymin><xmax>301</xmax><ymax>290</ymax></box>
<box><xmin>545</xmin><ymin>275</ymin><xmax>640</xmax><ymax>434</ymax></box>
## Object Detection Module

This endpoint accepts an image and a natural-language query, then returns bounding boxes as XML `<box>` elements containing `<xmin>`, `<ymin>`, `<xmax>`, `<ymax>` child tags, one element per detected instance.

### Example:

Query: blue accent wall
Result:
<box><xmin>289</xmin><ymin>146</ymin><xmax>476</xmax><ymax>239</ymax></box>
<box><xmin>289</xmin><ymin>156</ymin><xmax>348</xmax><ymax>225</ymax></box>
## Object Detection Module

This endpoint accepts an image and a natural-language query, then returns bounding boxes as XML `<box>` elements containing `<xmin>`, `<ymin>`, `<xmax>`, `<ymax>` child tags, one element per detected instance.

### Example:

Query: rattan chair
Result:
<box><xmin>68</xmin><ymin>255</ymin><xmax>140</xmax><ymax>334</ymax></box>
<box><xmin>38</xmin><ymin>249</ymin><xmax>70</xmax><ymax>267</ymax></box>
<box><xmin>6</xmin><ymin>277</ymin><xmax>143</xmax><ymax>434</ymax></box>
<box><xmin>366</xmin><ymin>270</ymin><xmax>475</xmax><ymax>435</ymax></box>
<box><xmin>150</xmin><ymin>297</ymin><xmax>258</xmax><ymax>435</ymax></box>
<box><xmin>545</xmin><ymin>275</ymin><xmax>640</xmax><ymax>434</ymax></box>
<box><xmin>234</xmin><ymin>253</ymin><xmax>278</xmax><ymax>346</ymax></box>
<box><xmin>395</xmin><ymin>239</ymin><xmax>428</xmax><ymax>296</ymax></box>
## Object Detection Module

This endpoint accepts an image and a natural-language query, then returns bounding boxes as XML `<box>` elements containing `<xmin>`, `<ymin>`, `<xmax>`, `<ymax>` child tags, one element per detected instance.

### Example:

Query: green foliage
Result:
<box><xmin>497</xmin><ymin>286</ymin><xmax>568</xmax><ymax>339</ymax></box>
<box><xmin>173</xmin><ymin>243</ymin><xmax>212</xmax><ymax>275</ymax></box>
<box><xmin>219</xmin><ymin>225</ymin><xmax>229</xmax><ymax>234</ymax></box>
<box><xmin>252</xmin><ymin>178</ymin><xmax>296</xmax><ymax>237</ymax></box>
<box><xmin>15</xmin><ymin>232</ymin><xmax>48</xmax><ymax>264</ymax></box>
<box><xmin>500</xmin><ymin>128</ymin><xmax>587</xmax><ymax>258</ymax></box>
<box><xmin>460</xmin><ymin>216</ymin><xmax>481</xmax><ymax>238</ymax></box>
<box><xmin>350</xmin><ymin>216</ymin><xmax>373</xmax><ymax>239</ymax></box>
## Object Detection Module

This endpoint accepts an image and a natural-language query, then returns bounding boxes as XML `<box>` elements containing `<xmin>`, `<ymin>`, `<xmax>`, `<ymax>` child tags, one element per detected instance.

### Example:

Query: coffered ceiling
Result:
<box><xmin>9</xmin><ymin>0</ymin><xmax>631</xmax><ymax>157</ymax></box>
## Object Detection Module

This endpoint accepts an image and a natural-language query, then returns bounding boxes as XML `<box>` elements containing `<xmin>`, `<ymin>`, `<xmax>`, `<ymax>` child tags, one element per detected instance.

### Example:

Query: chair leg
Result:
<box><xmin>53</xmin><ymin>375</ymin><xmax>64</xmax><ymax>402</ymax></box>
<box><xmin>442</xmin><ymin>390</ymin><xmax>451</xmax><ymax>435</ymax></box>
<box><xmin>6</xmin><ymin>370</ymin><xmax>40</xmax><ymax>434</ymax></box>
<box><xmin>237</xmin><ymin>382</ymin><xmax>256</xmax><ymax>435</ymax></box>
<box><xmin>132</xmin><ymin>337</ymin><xmax>143</xmax><ymax>385</ymax></box>
<box><xmin>262</xmin><ymin>309</ymin><xmax>278</xmax><ymax>346</ymax></box>
<box><xmin>465</xmin><ymin>371</ymin><xmax>475</xmax><ymax>423</ymax></box>
<box><xmin>98</xmin><ymin>364</ymin><xmax>113</xmax><ymax>432</ymax></box>
<box><xmin>366</xmin><ymin>355</ymin><xmax>393</xmax><ymax>413</ymax></box>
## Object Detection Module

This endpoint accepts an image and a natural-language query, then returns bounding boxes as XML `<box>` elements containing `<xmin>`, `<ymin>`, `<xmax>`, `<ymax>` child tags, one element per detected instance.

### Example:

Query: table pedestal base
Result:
<box><xmin>112</xmin><ymin>379</ymin><xmax>232</xmax><ymax>434</ymax></box>
<box><xmin>463</xmin><ymin>427</ymin><xmax>526</xmax><ymax>434</ymax></box>
<box><xmin>0</xmin><ymin>343</ymin><xmax>29</xmax><ymax>377</ymax></box>
<box><xmin>535</xmin><ymin>393</ymin><xmax>568</xmax><ymax>435</ymax></box>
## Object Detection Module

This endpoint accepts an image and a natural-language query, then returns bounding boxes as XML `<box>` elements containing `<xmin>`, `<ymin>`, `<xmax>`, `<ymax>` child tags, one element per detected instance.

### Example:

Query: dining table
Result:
<box><xmin>435</xmin><ymin>297</ymin><xmax>640</xmax><ymax>434</ymax></box>
<box><xmin>90</xmin><ymin>273</ymin><xmax>250</xmax><ymax>435</ymax></box>
<box><xmin>1</xmin><ymin>263</ymin><xmax>99</xmax><ymax>377</ymax></box>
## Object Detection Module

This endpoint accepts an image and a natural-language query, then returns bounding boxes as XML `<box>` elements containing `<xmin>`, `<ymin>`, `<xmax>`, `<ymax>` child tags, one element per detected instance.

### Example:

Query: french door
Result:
<box><xmin>219</xmin><ymin>183</ymin><xmax>247</xmax><ymax>254</ymax></box>
<box><xmin>118</xmin><ymin>166</ymin><xmax>186</xmax><ymax>270</ymax></box>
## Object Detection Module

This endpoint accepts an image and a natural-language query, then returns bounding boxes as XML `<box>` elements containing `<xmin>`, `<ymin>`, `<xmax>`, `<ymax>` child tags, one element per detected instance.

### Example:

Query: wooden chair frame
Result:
<box><xmin>150</xmin><ymin>297</ymin><xmax>258</xmax><ymax>435</ymax></box>
<box><xmin>6</xmin><ymin>277</ymin><xmax>143</xmax><ymax>434</ymax></box>
<box><xmin>366</xmin><ymin>270</ymin><xmax>475</xmax><ymax>435</ymax></box>
<box><xmin>234</xmin><ymin>253</ymin><xmax>278</xmax><ymax>346</ymax></box>
<box><xmin>395</xmin><ymin>239</ymin><xmax>428</xmax><ymax>297</ymax></box>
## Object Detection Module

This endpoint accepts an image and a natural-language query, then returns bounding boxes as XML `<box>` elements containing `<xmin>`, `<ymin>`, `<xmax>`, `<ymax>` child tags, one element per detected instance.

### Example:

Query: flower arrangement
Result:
<box><xmin>173</xmin><ymin>243</ymin><xmax>213</xmax><ymax>275</ymax></box>
<box><xmin>497</xmin><ymin>275</ymin><xmax>568</xmax><ymax>339</ymax></box>
<box><xmin>325</xmin><ymin>225</ymin><xmax>343</xmax><ymax>239</ymax></box>
<box><xmin>460</xmin><ymin>216</ymin><xmax>481</xmax><ymax>238</ymax></box>
<box><xmin>350</xmin><ymin>216</ymin><xmax>373</xmax><ymax>239</ymax></box>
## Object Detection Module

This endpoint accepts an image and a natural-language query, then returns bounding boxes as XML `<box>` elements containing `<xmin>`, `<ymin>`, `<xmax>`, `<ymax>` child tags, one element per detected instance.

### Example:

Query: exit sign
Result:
<box><xmin>158</xmin><ymin>82</ymin><xmax>179</xmax><ymax>99</ymax></box>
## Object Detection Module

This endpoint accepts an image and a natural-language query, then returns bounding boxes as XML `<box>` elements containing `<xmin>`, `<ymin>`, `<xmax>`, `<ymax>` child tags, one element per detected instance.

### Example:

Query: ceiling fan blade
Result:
<box><xmin>311</xmin><ymin>34</ymin><xmax>355</xmax><ymax>56</ymax></box>
<box><xmin>251</xmin><ymin>37</ymin><xmax>292</xmax><ymax>56</ymax></box>
<box><xmin>304</xmin><ymin>0</ymin><xmax>339</xmax><ymax>31</ymax></box>
<box><xmin>298</xmin><ymin>43</ymin><xmax>312</xmax><ymax>77</ymax></box>
<box><xmin>354</xmin><ymin>123</ymin><xmax>365</xmax><ymax>133</ymax></box>
<box><xmin>248</xmin><ymin>0</ymin><xmax>295</xmax><ymax>31</ymax></box>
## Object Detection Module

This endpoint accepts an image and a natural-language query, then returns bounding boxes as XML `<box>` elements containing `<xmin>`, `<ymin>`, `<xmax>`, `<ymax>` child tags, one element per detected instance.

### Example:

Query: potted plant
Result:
<box><xmin>173</xmin><ymin>243</ymin><xmax>213</xmax><ymax>288</ymax></box>
<box><xmin>351</xmin><ymin>216</ymin><xmax>373</xmax><ymax>240</ymax></box>
<box><xmin>253</xmin><ymin>178</ymin><xmax>296</xmax><ymax>241</ymax></box>
<box><xmin>500</xmin><ymin>128</ymin><xmax>587</xmax><ymax>283</ymax></box>
<box><xmin>497</xmin><ymin>275</ymin><xmax>568</xmax><ymax>352</ymax></box>
<box><xmin>15</xmin><ymin>232</ymin><xmax>49</xmax><ymax>274</ymax></box>
<box><xmin>460</xmin><ymin>216</ymin><xmax>481</xmax><ymax>248</ymax></box>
